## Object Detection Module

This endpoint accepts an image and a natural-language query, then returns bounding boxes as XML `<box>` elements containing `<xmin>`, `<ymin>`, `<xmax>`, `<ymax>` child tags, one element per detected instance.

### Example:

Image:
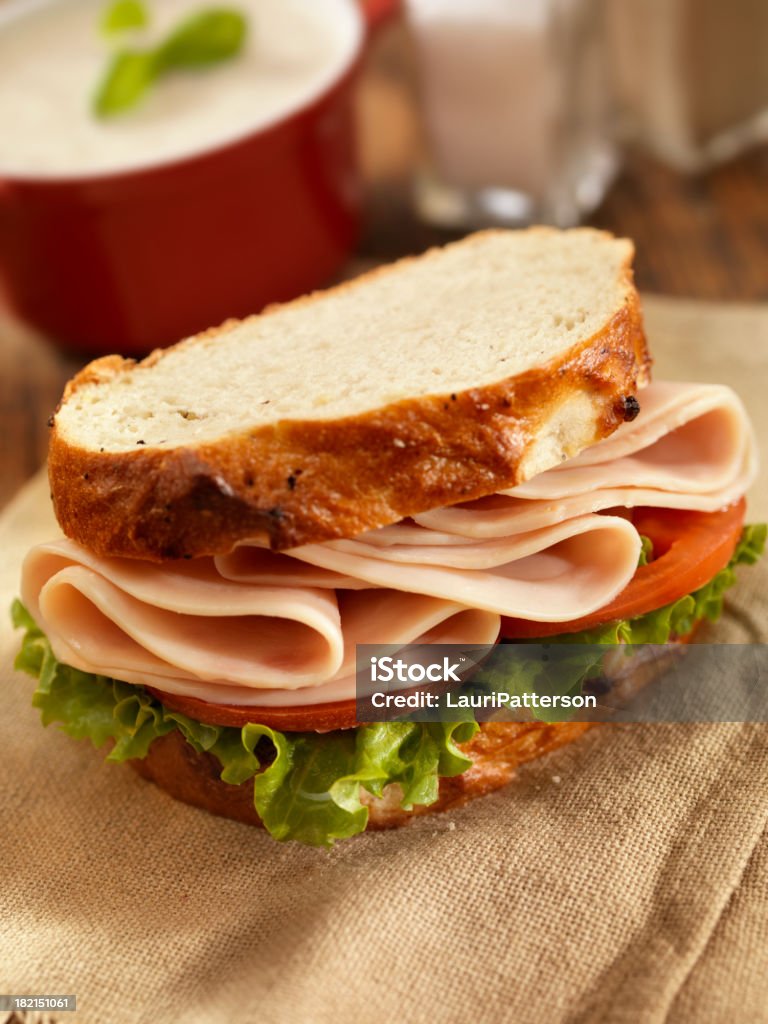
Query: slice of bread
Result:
<box><xmin>49</xmin><ymin>228</ymin><xmax>650</xmax><ymax>559</ymax></box>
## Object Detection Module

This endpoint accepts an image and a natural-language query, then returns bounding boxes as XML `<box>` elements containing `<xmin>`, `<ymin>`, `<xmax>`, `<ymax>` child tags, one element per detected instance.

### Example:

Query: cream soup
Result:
<box><xmin>0</xmin><ymin>0</ymin><xmax>360</xmax><ymax>177</ymax></box>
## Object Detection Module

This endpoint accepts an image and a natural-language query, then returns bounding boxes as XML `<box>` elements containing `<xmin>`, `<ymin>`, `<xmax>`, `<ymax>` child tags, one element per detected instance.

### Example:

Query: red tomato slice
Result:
<box><xmin>147</xmin><ymin>687</ymin><xmax>359</xmax><ymax>732</ymax></box>
<box><xmin>500</xmin><ymin>499</ymin><xmax>746</xmax><ymax>640</ymax></box>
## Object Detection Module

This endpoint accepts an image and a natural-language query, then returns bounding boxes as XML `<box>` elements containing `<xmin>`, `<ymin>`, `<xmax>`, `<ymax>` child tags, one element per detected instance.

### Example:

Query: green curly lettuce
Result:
<box><xmin>10</xmin><ymin>524</ymin><xmax>765</xmax><ymax>845</ymax></box>
<box><xmin>637</xmin><ymin>534</ymin><xmax>654</xmax><ymax>567</ymax></box>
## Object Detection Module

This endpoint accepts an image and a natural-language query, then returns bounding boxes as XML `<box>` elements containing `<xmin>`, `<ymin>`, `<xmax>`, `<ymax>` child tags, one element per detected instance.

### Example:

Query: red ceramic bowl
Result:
<box><xmin>0</xmin><ymin>0</ymin><xmax>397</xmax><ymax>356</ymax></box>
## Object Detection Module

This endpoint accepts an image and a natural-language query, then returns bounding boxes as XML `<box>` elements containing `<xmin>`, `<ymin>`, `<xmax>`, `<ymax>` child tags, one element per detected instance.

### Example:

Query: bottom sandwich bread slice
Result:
<box><xmin>11</xmin><ymin>228</ymin><xmax>767</xmax><ymax>846</ymax></box>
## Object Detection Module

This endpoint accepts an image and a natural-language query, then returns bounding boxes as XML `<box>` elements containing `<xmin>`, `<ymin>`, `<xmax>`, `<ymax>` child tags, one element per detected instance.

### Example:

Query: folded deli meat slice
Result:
<box><xmin>273</xmin><ymin>516</ymin><xmax>640</xmax><ymax>622</ymax></box>
<box><xmin>415</xmin><ymin>381</ymin><xmax>756</xmax><ymax>538</ymax></box>
<box><xmin>20</xmin><ymin>381</ymin><xmax>753</xmax><ymax>707</ymax></box>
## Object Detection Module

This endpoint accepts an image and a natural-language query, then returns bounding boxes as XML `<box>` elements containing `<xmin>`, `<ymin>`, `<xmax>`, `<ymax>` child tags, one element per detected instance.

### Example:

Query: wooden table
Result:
<box><xmin>3</xmin><ymin>23</ymin><xmax>768</xmax><ymax>511</ymax></box>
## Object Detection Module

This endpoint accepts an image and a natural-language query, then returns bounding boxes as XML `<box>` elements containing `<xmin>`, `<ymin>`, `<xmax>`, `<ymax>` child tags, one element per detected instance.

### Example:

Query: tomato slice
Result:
<box><xmin>147</xmin><ymin>687</ymin><xmax>359</xmax><ymax>732</ymax></box>
<box><xmin>500</xmin><ymin>499</ymin><xmax>746</xmax><ymax>639</ymax></box>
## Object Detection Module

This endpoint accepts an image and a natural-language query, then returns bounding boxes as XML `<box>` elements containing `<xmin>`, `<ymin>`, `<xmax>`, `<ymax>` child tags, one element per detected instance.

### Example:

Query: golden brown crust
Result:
<box><xmin>128</xmin><ymin>720</ymin><xmax>593</xmax><ymax>831</ymax></box>
<box><xmin>48</xmin><ymin>250</ymin><xmax>649</xmax><ymax>559</ymax></box>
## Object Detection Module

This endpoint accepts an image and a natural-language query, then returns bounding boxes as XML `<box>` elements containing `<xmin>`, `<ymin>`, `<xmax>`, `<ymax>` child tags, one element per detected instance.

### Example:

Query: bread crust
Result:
<box><xmin>48</xmin><ymin>241</ymin><xmax>650</xmax><ymax>559</ymax></box>
<box><xmin>128</xmin><ymin>719</ymin><xmax>594</xmax><ymax>831</ymax></box>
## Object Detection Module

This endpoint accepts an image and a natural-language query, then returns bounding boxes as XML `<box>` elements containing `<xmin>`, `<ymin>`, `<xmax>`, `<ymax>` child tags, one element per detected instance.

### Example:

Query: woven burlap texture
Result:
<box><xmin>1</xmin><ymin>296</ymin><xmax>767</xmax><ymax>1024</ymax></box>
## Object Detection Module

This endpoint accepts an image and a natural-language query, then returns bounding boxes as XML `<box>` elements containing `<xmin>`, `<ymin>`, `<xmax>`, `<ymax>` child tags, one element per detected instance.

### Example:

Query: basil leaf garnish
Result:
<box><xmin>94</xmin><ymin>7</ymin><xmax>248</xmax><ymax>118</ymax></box>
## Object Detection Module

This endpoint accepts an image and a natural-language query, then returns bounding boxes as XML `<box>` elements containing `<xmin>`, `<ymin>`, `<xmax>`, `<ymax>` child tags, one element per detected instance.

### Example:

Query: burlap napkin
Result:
<box><xmin>1</xmin><ymin>296</ymin><xmax>767</xmax><ymax>1024</ymax></box>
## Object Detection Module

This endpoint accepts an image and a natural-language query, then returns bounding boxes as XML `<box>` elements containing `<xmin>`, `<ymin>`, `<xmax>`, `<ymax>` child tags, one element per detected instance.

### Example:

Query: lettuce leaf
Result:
<box><xmin>468</xmin><ymin>643</ymin><xmax>605</xmax><ymax>724</ymax></box>
<box><xmin>237</xmin><ymin>720</ymin><xmax>474</xmax><ymax>846</ymax></box>
<box><xmin>638</xmin><ymin>534</ymin><xmax>654</xmax><ymax>567</ymax></box>
<box><xmin>10</xmin><ymin>524</ymin><xmax>765</xmax><ymax>846</ymax></box>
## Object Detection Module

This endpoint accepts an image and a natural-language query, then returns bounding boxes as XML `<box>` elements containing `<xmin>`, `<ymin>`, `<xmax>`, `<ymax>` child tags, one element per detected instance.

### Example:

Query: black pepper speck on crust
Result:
<box><xmin>620</xmin><ymin>395</ymin><xmax>641</xmax><ymax>421</ymax></box>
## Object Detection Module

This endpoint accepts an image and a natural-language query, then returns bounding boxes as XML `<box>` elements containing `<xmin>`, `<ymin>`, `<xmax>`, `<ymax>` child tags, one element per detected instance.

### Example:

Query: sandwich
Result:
<box><xmin>13</xmin><ymin>228</ymin><xmax>765</xmax><ymax>846</ymax></box>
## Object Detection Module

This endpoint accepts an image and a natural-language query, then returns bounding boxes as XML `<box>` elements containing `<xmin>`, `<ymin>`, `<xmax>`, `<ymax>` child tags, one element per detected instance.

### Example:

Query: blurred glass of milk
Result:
<box><xmin>405</xmin><ymin>0</ymin><xmax>618</xmax><ymax>228</ymax></box>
